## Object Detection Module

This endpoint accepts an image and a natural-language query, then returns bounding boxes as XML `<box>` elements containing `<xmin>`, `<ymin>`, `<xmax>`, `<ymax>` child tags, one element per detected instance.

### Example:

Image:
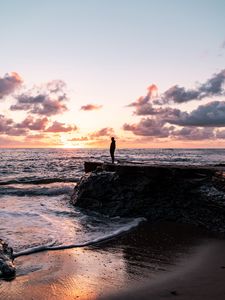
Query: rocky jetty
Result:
<box><xmin>0</xmin><ymin>239</ymin><xmax>16</xmax><ymax>279</ymax></box>
<box><xmin>71</xmin><ymin>162</ymin><xmax>225</xmax><ymax>233</ymax></box>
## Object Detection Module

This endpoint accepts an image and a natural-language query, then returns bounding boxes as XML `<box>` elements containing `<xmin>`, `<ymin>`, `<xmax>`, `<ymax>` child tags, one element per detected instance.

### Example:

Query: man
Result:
<box><xmin>110</xmin><ymin>137</ymin><xmax>116</xmax><ymax>163</ymax></box>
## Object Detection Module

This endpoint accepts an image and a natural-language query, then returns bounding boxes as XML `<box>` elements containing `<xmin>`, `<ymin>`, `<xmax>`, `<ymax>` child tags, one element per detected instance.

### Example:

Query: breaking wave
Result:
<box><xmin>13</xmin><ymin>217</ymin><xmax>145</xmax><ymax>258</ymax></box>
<box><xmin>0</xmin><ymin>185</ymin><xmax>74</xmax><ymax>196</ymax></box>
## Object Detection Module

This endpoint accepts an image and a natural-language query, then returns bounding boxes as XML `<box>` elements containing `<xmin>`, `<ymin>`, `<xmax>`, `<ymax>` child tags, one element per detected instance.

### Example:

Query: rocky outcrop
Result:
<box><xmin>72</xmin><ymin>163</ymin><xmax>225</xmax><ymax>233</ymax></box>
<box><xmin>0</xmin><ymin>239</ymin><xmax>16</xmax><ymax>279</ymax></box>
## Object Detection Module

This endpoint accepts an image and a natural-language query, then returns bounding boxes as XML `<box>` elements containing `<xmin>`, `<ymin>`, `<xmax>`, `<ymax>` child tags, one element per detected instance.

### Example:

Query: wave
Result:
<box><xmin>13</xmin><ymin>217</ymin><xmax>145</xmax><ymax>258</ymax></box>
<box><xmin>0</xmin><ymin>210</ymin><xmax>40</xmax><ymax>218</ymax></box>
<box><xmin>171</xmin><ymin>158</ymin><xmax>190</xmax><ymax>162</ymax></box>
<box><xmin>0</xmin><ymin>177</ymin><xmax>79</xmax><ymax>185</ymax></box>
<box><xmin>0</xmin><ymin>185</ymin><xmax>74</xmax><ymax>197</ymax></box>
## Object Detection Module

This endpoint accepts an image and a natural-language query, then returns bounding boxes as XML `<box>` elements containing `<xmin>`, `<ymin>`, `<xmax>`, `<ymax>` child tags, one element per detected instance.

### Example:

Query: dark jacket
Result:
<box><xmin>110</xmin><ymin>140</ymin><xmax>116</xmax><ymax>152</ymax></box>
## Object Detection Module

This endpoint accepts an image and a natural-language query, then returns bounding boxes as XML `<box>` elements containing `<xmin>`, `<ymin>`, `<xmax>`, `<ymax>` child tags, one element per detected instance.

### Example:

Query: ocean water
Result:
<box><xmin>0</xmin><ymin>148</ymin><xmax>225</xmax><ymax>255</ymax></box>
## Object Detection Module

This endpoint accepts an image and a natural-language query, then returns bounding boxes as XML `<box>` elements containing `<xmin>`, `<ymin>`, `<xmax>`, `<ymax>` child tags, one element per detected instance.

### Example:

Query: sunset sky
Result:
<box><xmin>0</xmin><ymin>0</ymin><xmax>225</xmax><ymax>148</ymax></box>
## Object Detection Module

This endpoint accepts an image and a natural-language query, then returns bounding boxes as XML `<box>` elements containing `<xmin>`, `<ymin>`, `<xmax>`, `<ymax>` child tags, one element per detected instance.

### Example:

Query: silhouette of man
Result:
<box><xmin>110</xmin><ymin>137</ymin><xmax>116</xmax><ymax>163</ymax></box>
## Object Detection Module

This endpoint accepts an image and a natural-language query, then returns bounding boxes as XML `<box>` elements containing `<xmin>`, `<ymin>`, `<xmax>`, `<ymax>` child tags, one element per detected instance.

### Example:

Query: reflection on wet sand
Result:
<box><xmin>0</xmin><ymin>222</ymin><xmax>213</xmax><ymax>300</ymax></box>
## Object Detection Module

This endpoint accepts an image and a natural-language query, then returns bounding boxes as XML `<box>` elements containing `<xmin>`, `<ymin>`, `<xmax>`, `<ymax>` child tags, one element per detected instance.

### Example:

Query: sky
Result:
<box><xmin>0</xmin><ymin>0</ymin><xmax>225</xmax><ymax>148</ymax></box>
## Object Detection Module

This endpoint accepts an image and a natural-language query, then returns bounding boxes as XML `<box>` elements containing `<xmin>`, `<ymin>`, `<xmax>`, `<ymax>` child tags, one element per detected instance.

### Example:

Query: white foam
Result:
<box><xmin>13</xmin><ymin>217</ymin><xmax>145</xmax><ymax>258</ymax></box>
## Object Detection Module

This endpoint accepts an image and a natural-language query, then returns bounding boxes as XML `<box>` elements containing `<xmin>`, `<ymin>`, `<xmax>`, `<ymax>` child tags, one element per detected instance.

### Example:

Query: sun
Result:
<box><xmin>58</xmin><ymin>135</ymin><xmax>76</xmax><ymax>148</ymax></box>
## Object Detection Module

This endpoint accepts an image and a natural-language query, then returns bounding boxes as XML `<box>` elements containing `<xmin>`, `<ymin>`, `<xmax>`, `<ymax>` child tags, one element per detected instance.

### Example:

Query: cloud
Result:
<box><xmin>80</xmin><ymin>104</ymin><xmax>103</xmax><ymax>111</ymax></box>
<box><xmin>127</xmin><ymin>84</ymin><xmax>158</xmax><ymax>108</ymax></box>
<box><xmin>128</xmin><ymin>95</ymin><xmax>151</xmax><ymax>108</ymax></box>
<box><xmin>0</xmin><ymin>72</ymin><xmax>22</xmax><ymax>99</ymax></box>
<box><xmin>7</xmin><ymin>128</ymin><xmax>29</xmax><ymax>136</ymax></box>
<box><xmin>133</xmin><ymin>102</ymin><xmax>182</xmax><ymax>117</ymax></box>
<box><xmin>167</xmin><ymin>101</ymin><xmax>225</xmax><ymax>127</ymax></box>
<box><xmin>124</xmin><ymin>100</ymin><xmax>225</xmax><ymax>139</ymax></box>
<box><xmin>0</xmin><ymin>114</ymin><xmax>49</xmax><ymax>136</ymax></box>
<box><xmin>123</xmin><ymin>70</ymin><xmax>225</xmax><ymax>142</ymax></box>
<box><xmin>0</xmin><ymin>114</ymin><xmax>77</xmax><ymax>136</ymax></box>
<box><xmin>0</xmin><ymin>116</ymin><xmax>28</xmax><ymax>136</ymax></box>
<box><xmin>127</xmin><ymin>85</ymin><xmax>186</xmax><ymax>119</ymax></box>
<box><xmin>172</xmin><ymin>127</ymin><xmax>215</xmax><ymax>140</ymax></box>
<box><xmin>0</xmin><ymin>114</ymin><xmax>27</xmax><ymax>136</ymax></box>
<box><xmin>160</xmin><ymin>69</ymin><xmax>225</xmax><ymax>104</ymax></box>
<box><xmin>124</xmin><ymin>69</ymin><xmax>225</xmax><ymax>143</ymax></box>
<box><xmin>162</xmin><ymin>85</ymin><xmax>200</xmax><ymax>104</ymax></box>
<box><xmin>123</xmin><ymin>116</ymin><xmax>218</xmax><ymax>141</ymax></box>
<box><xmin>0</xmin><ymin>136</ymin><xmax>25</xmax><ymax>147</ymax></box>
<box><xmin>128</xmin><ymin>85</ymin><xmax>200</xmax><ymax>113</ymax></box>
<box><xmin>0</xmin><ymin>114</ymin><xmax>13</xmax><ymax>131</ymax></box>
<box><xmin>199</xmin><ymin>69</ymin><xmax>225</xmax><ymax>97</ymax></box>
<box><xmin>123</xmin><ymin>118</ymin><xmax>171</xmax><ymax>137</ymax></box>
<box><xmin>123</xmin><ymin>98</ymin><xmax>225</xmax><ymax>140</ymax></box>
<box><xmin>216</xmin><ymin>129</ymin><xmax>225</xmax><ymax>139</ymax></box>
<box><xmin>25</xmin><ymin>133</ymin><xmax>47</xmax><ymax>140</ymax></box>
<box><xmin>45</xmin><ymin>121</ymin><xmax>77</xmax><ymax>132</ymax></box>
<box><xmin>10</xmin><ymin>80</ymin><xmax>68</xmax><ymax>116</ymax></box>
<box><xmin>125</xmin><ymin>69</ymin><xmax>225</xmax><ymax>141</ymax></box>
<box><xmin>31</xmin><ymin>98</ymin><xmax>68</xmax><ymax>116</ymax></box>
<box><xmin>68</xmin><ymin>136</ymin><xmax>89</xmax><ymax>142</ymax></box>
<box><xmin>46</xmin><ymin>80</ymin><xmax>67</xmax><ymax>94</ymax></box>
<box><xmin>133</xmin><ymin>103</ymin><xmax>157</xmax><ymax>115</ymax></box>
<box><xmin>0</xmin><ymin>134</ymin><xmax>62</xmax><ymax>148</ymax></box>
<box><xmin>90</xmin><ymin>127</ymin><xmax>115</xmax><ymax>138</ymax></box>
<box><xmin>16</xmin><ymin>116</ymin><xmax>49</xmax><ymax>131</ymax></box>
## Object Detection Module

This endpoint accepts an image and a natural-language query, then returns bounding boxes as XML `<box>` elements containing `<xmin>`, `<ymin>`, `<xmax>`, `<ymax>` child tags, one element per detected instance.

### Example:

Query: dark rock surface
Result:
<box><xmin>0</xmin><ymin>239</ymin><xmax>16</xmax><ymax>279</ymax></box>
<box><xmin>72</xmin><ymin>162</ymin><xmax>225</xmax><ymax>233</ymax></box>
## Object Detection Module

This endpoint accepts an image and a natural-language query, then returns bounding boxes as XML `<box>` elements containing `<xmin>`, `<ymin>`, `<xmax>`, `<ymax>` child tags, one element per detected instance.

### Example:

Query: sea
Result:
<box><xmin>0</xmin><ymin>148</ymin><xmax>225</xmax><ymax>256</ymax></box>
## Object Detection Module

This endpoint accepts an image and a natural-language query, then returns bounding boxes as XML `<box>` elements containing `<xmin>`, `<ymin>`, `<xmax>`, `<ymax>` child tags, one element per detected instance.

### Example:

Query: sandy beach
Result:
<box><xmin>101</xmin><ymin>238</ymin><xmax>225</xmax><ymax>300</ymax></box>
<box><xmin>1</xmin><ymin>222</ymin><xmax>224</xmax><ymax>300</ymax></box>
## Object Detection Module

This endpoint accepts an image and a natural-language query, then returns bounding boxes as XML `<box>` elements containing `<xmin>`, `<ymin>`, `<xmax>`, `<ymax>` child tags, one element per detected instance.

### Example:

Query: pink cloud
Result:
<box><xmin>0</xmin><ymin>115</ymin><xmax>27</xmax><ymax>136</ymax></box>
<box><xmin>10</xmin><ymin>80</ymin><xmax>69</xmax><ymax>116</ymax></box>
<box><xmin>68</xmin><ymin>136</ymin><xmax>89</xmax><ymax>141</ymax></box>
<box><xmin>17</xmin><ymin>116</ymin><xmax>49</xmax><ymax>130</ymax></box>
<box><xmin>0</xmin><ymin>72</ymin><xmax>22</xmax><ymax>99</ymax></box>
<box><xmin>123</xmin><ymin>118</ymin><xmax>170</xmax><ymax>138</ymax></box>
<box><xmin>45</xmin><ymin>121</ymin><xmax>77</xmax><ymax>132</ymax></box>
<box><xmin>25</xmin><ymin>133</ymin><xmax>47</xmax><ymax>140</ymax></box>
<box><xmin>90</xmin><ymin>127</ymin><xmax>115</xmax><ymax>138</ymax></box>
<box><xmin>80</xmin><ymin>104</ymin><xmax>103</xmax><ymax>111</ymax></box>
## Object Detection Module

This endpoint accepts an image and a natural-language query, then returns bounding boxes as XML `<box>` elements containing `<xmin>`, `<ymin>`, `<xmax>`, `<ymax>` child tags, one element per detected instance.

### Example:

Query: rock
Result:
<box><xmin>71</xmin><ymin>163</ymin><xmax>225</xmax><ymax>233</ymax></box>
<box><xmin>84</xmin><ymin>161</ymin><xmax>103</xmax><ymax>173</ymax></box>
<box><xmin>170</xmin><ymin>290</ymin><xmax>178</xmax><ymax>296</ymax></box>
<box><xmin>0</xmin><ymin>239</ymin><xmax>16</xmax><ymax>279</ymax></box>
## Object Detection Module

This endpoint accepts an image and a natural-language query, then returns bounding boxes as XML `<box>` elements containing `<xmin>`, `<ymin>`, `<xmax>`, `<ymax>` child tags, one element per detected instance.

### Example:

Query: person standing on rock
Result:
<box><xmin>110</xmin><ymin>137</ymin><xmax>116</xmax><ymax>163</ymax></box>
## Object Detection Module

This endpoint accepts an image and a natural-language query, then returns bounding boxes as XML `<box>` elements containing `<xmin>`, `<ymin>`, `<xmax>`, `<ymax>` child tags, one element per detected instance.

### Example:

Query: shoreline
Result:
<box><xmin>1</xmin><ymin>222</ymin><xmax>223</xmax><ymax>300</ymax></box>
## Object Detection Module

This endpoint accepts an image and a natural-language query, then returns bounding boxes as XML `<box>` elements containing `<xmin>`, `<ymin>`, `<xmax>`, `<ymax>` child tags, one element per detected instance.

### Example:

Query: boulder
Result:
<box><xmin>0</xmin><ymin>239</ymin><xmax>16</xmax><ymax>279</ymax></box>
<box><xmin>71</xmin><ymin>163</ymin><xmax>225</xmax><ymax>233</ymax></box>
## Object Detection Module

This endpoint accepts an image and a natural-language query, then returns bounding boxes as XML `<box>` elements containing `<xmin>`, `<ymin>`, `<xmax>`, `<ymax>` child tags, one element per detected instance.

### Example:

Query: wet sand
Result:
<box><xmin>1</xmin><ymin>222</ymin><xmax>224</xmax><ymax>300</ymax></box>
<box><xmin>101</xmin><ymin>240</ymin><xmax>225</xmax><ymax>300</ymax></box>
